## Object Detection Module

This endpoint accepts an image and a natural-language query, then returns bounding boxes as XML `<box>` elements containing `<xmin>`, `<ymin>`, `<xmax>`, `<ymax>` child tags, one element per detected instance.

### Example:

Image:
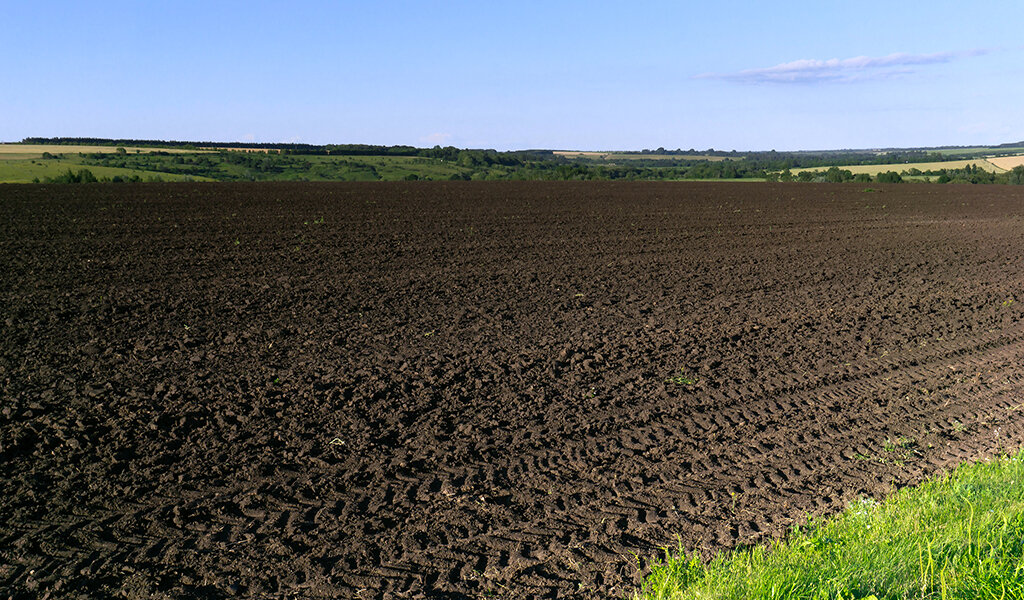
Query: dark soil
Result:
<box><xmin>3</xmin><ymin>181</ymin><xmax>1024</xmax><ymax>599</ymax></box>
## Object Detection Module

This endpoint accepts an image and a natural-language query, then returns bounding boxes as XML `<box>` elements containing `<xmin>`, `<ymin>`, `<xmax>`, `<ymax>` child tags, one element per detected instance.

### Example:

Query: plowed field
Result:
<box><xmin>3</xmin><ymin>182</ymin><xmax>1024</xmax><ymax>599</ymax></box>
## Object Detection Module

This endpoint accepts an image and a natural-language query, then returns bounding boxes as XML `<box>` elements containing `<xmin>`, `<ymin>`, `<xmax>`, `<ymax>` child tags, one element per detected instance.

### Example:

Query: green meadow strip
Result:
<box><xmin>637</xmin><ymin>451</ymin><xmax>1024</xmax><ymax>600</ymax></box>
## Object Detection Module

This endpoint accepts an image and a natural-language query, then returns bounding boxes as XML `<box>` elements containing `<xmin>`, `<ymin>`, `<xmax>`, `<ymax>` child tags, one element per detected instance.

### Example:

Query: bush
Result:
<box><xmin>43</xmin><ymin>168</ymin><xmax>99</xmax><ymax>184</ymax></box>
<box><xmin>876</xmin><ymin>171</ymin><xmax>903</xmax><ymax>184</ymax></box>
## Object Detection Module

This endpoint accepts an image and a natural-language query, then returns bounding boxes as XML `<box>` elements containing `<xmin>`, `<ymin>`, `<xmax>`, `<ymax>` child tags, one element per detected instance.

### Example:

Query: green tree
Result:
<box><xmin>456</xmin><ymin>150</ymin><xmax>480</xmax><ymax>167</ymax></box>
<box><xmin>44</xmin><ymin>168</ymin><xmax>98</xmax><ymax>183</ymax></box>
<box><xmin>824</xmin><ymin>167</ymin><xmax>853</xmax><ymax>183</ymax></box>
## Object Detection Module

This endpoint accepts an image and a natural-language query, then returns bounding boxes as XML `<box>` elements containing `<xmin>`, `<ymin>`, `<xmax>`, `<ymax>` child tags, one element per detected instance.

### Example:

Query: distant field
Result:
<box><xmin>0</xmin><ymin>144</ymin><xmax>206</xmax><ymax>157</ymax></box>
<box><xmin>214</xmin><ymin>154</ymin><xmax>475</xmax><ymax>182</ymax></box>
<box><xmin>307</xmin><ymin>155</ymin><xmax>471</xmax><ymax>180</ymax></box>
<box><xmin>0</xmin><ymin>144</ymin><xmax>220</xmax><ymax>183</ymax></box>
<box><xmin>207</xmin><ymin>147</ymin><xmax>279</xmax><ymax>153</ymax></box>
<box><xmin>796</xmin><ymin>159</ymin><xmax>1007</xmax><ymax>176</ymax></box>
<box><xmin>0</xmin><ymin>150</ymin><xmax>478</xmax><ymax>183</ymax></box>
<box><xmin>933</xmin><ymin>146</ymin><xmax>1024</xmax><ymax>156</ymax></box>
<box><xmin>688</xmin><ymin>177</ymin><xmax>765</xmax><ymax>182</ymax></box>
<box><xmin>554</xmin><ymin>151</ymin><xmax>732</xmax><ymax>161</ymax></box>
<box><xmin>0</xmin><ymin>157</ymin><xmax>215</xmax><ymax>183</ymax></box>
<box><xmin>987</xmin><ymin>155</ymin><xmax>1024</xmax><ymax>170</ymax></box>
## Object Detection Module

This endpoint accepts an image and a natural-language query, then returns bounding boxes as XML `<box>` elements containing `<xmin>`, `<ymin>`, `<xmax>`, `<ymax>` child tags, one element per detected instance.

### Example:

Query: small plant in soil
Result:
<box><xmin>666</xmin><ymin>370</ymin><xmax>698</xmax><ymax>385</ymax></box>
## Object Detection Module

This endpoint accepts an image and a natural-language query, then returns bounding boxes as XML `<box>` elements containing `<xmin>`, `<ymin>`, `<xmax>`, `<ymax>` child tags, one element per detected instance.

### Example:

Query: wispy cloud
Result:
<box><xmin>421</xmin><ymin>132</ymin><xmax>453</xmax><ymax>145</ymax></box>
<box><xmin>697</xmin><ymin>49</ymin><xmax>989</xmax><ymax>84</ymax></box>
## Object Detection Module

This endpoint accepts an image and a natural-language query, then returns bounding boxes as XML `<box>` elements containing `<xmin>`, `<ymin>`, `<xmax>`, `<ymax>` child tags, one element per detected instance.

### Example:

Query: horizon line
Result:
<box><xmin>5</xmin><ymin>137</ymin><xmax>1024</xmax><ymax>155</ymax></box>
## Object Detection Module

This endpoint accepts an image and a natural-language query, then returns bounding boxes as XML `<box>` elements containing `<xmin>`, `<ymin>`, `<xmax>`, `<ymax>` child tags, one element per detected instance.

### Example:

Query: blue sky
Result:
<box><xmin>2</xmin><ymin>1</ymin><xmax>1022</xmax><ymax>151</ymax></box>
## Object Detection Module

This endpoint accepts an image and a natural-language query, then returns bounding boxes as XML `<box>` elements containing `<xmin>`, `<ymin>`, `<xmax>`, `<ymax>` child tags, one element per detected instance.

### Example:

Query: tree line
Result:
<box><xmin>26</xmin><ymin>138</ymin><xmax>1024</xmax><ymax>185</ymax></box>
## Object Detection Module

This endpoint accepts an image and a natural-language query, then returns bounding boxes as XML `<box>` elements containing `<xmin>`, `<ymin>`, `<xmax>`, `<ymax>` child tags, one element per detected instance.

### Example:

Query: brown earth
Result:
<box><xmin>2</xmin><ymin>181</ymin><xmax>1024</xmax><ymax>599</ymax></box>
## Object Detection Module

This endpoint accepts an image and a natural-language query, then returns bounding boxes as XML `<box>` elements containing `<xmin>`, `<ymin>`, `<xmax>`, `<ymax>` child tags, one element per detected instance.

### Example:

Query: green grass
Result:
<box><xmin>309</xmin><ymin>155</ymin><xmax>472</xmax><ymax>180</ymax></box>
<box><xmin>637</xmin><ymin>451</ymin><xmax>1024</xmax><ymax>600</ymax></box>
<box><xmin>0</xmin><ymin>157</ymin><xmax>214</xmax><ymax>183</ymax></box>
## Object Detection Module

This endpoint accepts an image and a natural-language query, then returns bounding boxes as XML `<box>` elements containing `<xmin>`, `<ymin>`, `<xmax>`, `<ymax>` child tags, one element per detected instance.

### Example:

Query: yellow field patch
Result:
<box><xmin>986</xmin><ymin>155</ymin><xmax>1024</xmax><ymax>170</ymax></box>
<box><xmin>208</xmin><ymin>147</ymin><xmax>280</xmax><ymax>153</ymax></box>
<box><xmin>554</xmin><ymin>151</ymin><xmax>731</xmax><ymax>161</ymax></box>
<box><xmin>796</xmin><ymin>159</ymin><xmax>1005</xmax><ymax>176</ymax></box>
<box><xmin>553</xmin><ymin>151</ymin><xmax>610</xmax><ymax>158</ymax></box>
<box><xmin>0</xmin><ymin>144</ymin><xmax>207</xmax><ymax>157</ymax></box>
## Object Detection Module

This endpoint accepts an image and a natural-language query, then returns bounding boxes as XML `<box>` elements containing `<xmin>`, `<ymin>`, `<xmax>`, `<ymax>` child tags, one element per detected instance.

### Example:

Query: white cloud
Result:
<box><xmin>697</xmin><ymin>49</ymin><xmax>989</xmax><ymax>84</ymax></box>
<box><xmin>421</xmin><ymin>132</ymin><xmax>453</xmax><ymax>145</ymax></box>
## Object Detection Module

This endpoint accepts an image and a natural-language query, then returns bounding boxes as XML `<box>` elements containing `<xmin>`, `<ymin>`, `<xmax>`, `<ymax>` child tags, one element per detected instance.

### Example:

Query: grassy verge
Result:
<box><xmin>638</xmin><ymin>451</ymin><xmax>1024</xmax><ymax>600</ymax></box>
<box><xmin>0</xmin><ymin>158</ymin><xmax>214</xmax><ymax>183</ymax></box>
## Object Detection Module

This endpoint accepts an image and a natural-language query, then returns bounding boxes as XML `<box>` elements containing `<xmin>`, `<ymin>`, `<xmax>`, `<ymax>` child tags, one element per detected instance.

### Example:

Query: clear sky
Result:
<box><xmin>2</xmin><ymin>1</ymin><xmax>1022</xmax><ymax>151</ymax></box>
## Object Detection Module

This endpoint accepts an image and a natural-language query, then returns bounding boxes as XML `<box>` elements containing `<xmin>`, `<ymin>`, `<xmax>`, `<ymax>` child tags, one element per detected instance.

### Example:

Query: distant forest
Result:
<box><xmin>19</xmin><ymin>137</ymin><xmax>1024</xmax><ymax>185</ymax></box>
